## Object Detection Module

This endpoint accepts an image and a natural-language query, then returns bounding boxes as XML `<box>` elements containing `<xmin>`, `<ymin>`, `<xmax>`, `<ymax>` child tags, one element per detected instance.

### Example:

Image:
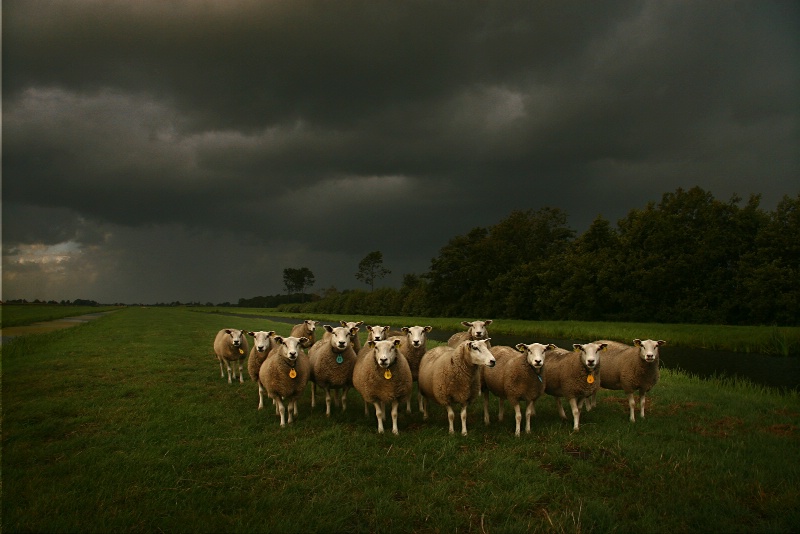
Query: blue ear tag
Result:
<box><xmin>537</xmin><ymin>374</ymin><xmax>543</xmax><ymax>383</ymax></box>
<box><xmin>336</xmin><ymin>355</ymin><xmax>344</xmax><ymax>364</ymax></box>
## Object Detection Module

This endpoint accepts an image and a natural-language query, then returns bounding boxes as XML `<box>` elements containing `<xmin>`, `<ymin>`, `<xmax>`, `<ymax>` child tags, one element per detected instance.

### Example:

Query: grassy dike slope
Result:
<box><xmin>2</xmin><ymin>306</ymin><xmax>799</xmax><ymax>533</ymax></box>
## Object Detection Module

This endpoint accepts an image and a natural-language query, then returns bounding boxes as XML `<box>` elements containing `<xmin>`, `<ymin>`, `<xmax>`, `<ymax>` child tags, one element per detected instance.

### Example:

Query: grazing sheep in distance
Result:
<box><xmin>258</xmin><ymin>336</ymin><xmax>310</xmax><ymax>426</ymax></box>
<box><xmin>290</xmin><ymin>320</ymin><xmax>319</xmax><ymax>349</ymax></box>
<box><xmin>387</xmin><ymin>326</ymin><xmax>433</xmax><ymax>413</ymax></box>
<box><xmin>418</xmin><ymin>339</ymin><xmax>496</xmax><ymax>435</ymax></box>
<box><xmin>544</xmin><ymin>342</ymin><xmax>607</xmax><ymax>431</ymax></box>
<box><xmin>591</xmin><ymin>339</ymin><xmax>665</xmax><ymax>422</ymax></box>
<box><xmin>352</xmin><ymin>339</ymin><xmax>413</xmax><ymax>434</ymax></box>
<box><xmin>213</xmin><ymin>328</ymin><xmax>250</xmax><ymax>384</ymax></box>
<box><xmin>482</xmin><ymin>343</ymin><xmax>555</xmax><ymax>436</ymax></box>
<box><xmin>447</xmin><ymin>320</ymin><xmax>493</xmax><ymax>348</ymax></box>
<box><xmin>247</xmin><ymin>330</ymin><xmax>276</xmax><ymax>383</ymax></box>
<box><xmin>309</xmin><ymin>324</ymin><xmax>359</xmax><ymax>416</ymax></box>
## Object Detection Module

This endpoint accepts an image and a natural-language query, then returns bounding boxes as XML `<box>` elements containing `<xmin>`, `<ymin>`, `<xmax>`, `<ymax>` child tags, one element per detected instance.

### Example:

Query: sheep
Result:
<box><xmin>364</xmin><ymin>325</ymin><xmax>390</xmax><ymax>342</ymax></box>
<box><xmin>308</xmin><ymin>324</ymin><xmax>359</xmax><ymax>416</ymax></box>
<box><xmin>258</xmin><ymin>336</ymin><xmax>311</xmax><ymax>426</ymax></box>
<box><xmin>213</xmin><ymin>328</ymin><xmax>250</xmax><ymax>384</ymax></box>
<box><xmin>387</xmin><ymin>326</ymin><xmax>433</xmax><ymax>413</ymax></box>
<box><xmin>543</xmin><ymin>342</ymin><xmax>607</xmax><ymax>431</ymax></box>
<box><xmin>352</xmin><ymin>339</ymin><xmax>413</xmax><ymax>434</ymax></box>
<box><xmin>447</xmin><ymin>320</ymin><xmax>493</xmax><ymax>348</ymax></box>
<box><xmin>322</xmin><ymin>320</ymin><xmax>364</xmax><ymax>354</ymax></box>
<box><xmin>482</xmin><ymin>343</ymin><xmax>556</xmax><ymax>436</ymax></box>
<box><xmin>247</xmin><ymin>330</ymin><xmax>276</xmax><ymax>383</ymax></box>
<box><xmin>590</xmin><ymin>339</ymin><xmax>665</xmax><ymax>422</ymax></box>
<box><xmin>418</xmin><ymin>339</ymin><xmax>496</xmax><ymax>435</ymax></box>
<box><xmin>290</xmin><ymin>320</ymin><xmax>319</xmax><ymax>349</ymax></box>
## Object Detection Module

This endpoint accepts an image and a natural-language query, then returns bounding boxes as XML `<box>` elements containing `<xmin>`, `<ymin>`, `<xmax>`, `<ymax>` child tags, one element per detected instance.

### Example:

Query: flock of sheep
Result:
<box><xmin>213</xmin><ymin>319</ymin><xmax>665</xmax><ymax>435</ymax></box>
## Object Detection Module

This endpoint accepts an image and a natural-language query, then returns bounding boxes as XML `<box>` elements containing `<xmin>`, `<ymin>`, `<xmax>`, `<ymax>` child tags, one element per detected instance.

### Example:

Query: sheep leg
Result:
<box><xmin>421</xmin><ymin>397</ymin><xmax>429</xmax><ymax>420</ymax></box>
<box><xmin>293</xmin><ymin>399</ymin><xmax>299</xmax><ymax>416</ymax></box>
<box><xmin>341</xmin><ymin>387</ymin><xmax>349</xmax><ymax>412</ymax></box>
<box><xmin>569</xmin><ymin>397</ymin><xmax>581</xmax><ymax>431</ymax></box>
<box><xmin>498</xmin><ymin>399</ymin><xmax>505</xmax><ymax>422</ymax></box>
<box><xmin>364</xmin><ymin>399</ymin><xmax>370</xmax><ymax>416</ymax></box>
<box><xmin>324</xmin><ymin>388</ymin><xmax>332</xmax><ymax>417</ymax></box>
<box><xmin>287</xmin><ymin>399</ymin><xmax>294</xmax><ymax>424</ymax></box>
<box><xmin>391</xmin><ymin>401</ymin><xmax>400</xmax><ymax>435</ymax></box>
<box><xmin>513</xmin><ymin>402</ymin><xmax>522</xmax><ymax>437</ymax></box>
<box><xmin>525</xmin><ymin>401</ymin><xmax>535</xmax><ymax>434</ymax></box>
<box><xmin>311</xmin><ymin>383</ymin><xmax>316</xmax><ymax>408</ymax></box>
<box><xmin>225</xmin><ymin>361</ymin><xmax>233</xmax><ymax>384</ymax></box>
<box><xmin>482</xmin><ymin>392</ymin><xmax>491</xmax><ymax>425</ymax></box>
<box><xmin>418</xmin><ymin>389</ymin><xmax>424</xmax><ymax>413</ymax></box>
<box><xmin>237</xmin><ymin>361</ymin><xmax>244</xmax><ymax>383</ymax></box>
<box><xmin>374</xmin><ymin>402</ymin><xmax>385</xmax><ymax>434</ymax></box>
<box><xmin>585</xmin><ymin>393</ymin><xmax>595</xmax><ymax>411</ymax></box>
<box><xmin>446</xmin><ymin>405</ymin><xmax>456</xmax><ymax>434</ymax></box>
<box><xmin>460</xmin><ymin>405</ymin><xmax>469</xmax><ymax>436</ymax></box>
<box><xmin>219</xmin><ymin>360</ymin><xmax>225</xmax><ymax>378</ymax></box>
<box><xmin>257</xmin><ymin>383</ymin><xmax>265</xmax><ymax>410</ymax></box>
<box><xmin>276</xmin><ymin>398</ymin><xmax>287</xmax><ymax>427</ymax></box>
<box><xmin>554</xmin><ymin>397</ymin><xmax>567</xmax><ymax>419</ymax></box>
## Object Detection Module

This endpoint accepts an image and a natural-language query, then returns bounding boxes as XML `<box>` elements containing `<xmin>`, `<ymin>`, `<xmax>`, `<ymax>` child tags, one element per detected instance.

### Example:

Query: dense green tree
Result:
<box><xmin>283</xmin><ymin>267</ymin><xmax>315</xmax><ymax>297</ymax></box>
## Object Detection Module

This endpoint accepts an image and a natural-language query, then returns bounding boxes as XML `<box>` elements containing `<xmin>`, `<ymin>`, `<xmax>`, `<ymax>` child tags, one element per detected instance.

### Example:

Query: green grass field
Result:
<box><xmin>0</xmin><ymin>304</ymin><xmax>122</xmax><ymax>328</ymax></box>
<box><xmin>2</xmin><ymin>306</ymin><xmax>799</xmax><ymax>532</ymax></box>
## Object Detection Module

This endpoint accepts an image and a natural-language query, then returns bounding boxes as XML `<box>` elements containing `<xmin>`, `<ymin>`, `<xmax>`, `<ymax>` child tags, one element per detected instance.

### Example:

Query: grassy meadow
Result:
<box><xmin>0</xmin><ymin>304</ymin><xmax>122</xmax><ymax>328</ymax></box>
<box><xmin>2</xmin><ymin>306</ymin><xmax>799</xmax><ymax>533</ymax></box>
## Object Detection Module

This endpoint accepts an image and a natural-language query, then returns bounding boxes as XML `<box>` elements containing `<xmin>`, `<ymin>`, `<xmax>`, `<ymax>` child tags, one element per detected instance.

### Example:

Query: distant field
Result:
<box><xmin>0</xmin><ymin>304</ymin><xmax>122</xmax><ymax>328</ymax></box>
<box><xmin>192</xmin><ymin>307</ymin><xmax>800</xmax><ymax>356</ymax></box>
<box><xmin>2</xmin><ymin>306</ymin><xmax>799</xmax><ymax>532</ymax></box>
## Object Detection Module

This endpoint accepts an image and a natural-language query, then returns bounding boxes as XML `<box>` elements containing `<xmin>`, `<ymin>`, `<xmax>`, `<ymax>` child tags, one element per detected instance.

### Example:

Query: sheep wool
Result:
<box><xmin>308</xmin><ymin>324</ymin><xmax>359</xmax><ymax>416</ymax></box>
<box><xmin>482</xmin><ymin>343</ymin><xmax>555</xmax><ymax>436</ymax></box>
<box><xmin>213</xmin><ymin>328</ymin><xmax>250</xmax><ymax>384</ymax></box>
<box><xmin>388</xmin><ymin>325</ymin><xmax>432</xmax><ymax>414</ymax></box>
<box><xmin>290</xmin><ymin>320</ymin><xmax>319</xmax><ymax>349</ymax></box>
<box><xmin>352</xmin><ymin>339</ymin><xmax>413</xmax><ymax>434</ymax></box>
<box><xmin>247</xmin><ymin>330</ymin><xmax>276</xmax><ymax>383</ymax></box>
<box><xmin>543</xmin><ymin>342</ymin><xmax>607</xmax><ymax>431</ymax></box>
<box><xmin>258</xmin><ymin>336</ymin><xmax>310</xmax><ymax>426</ymax></box>
<box><xmin>594</xmin><ymin>339</ymin><xmax>665</xmax><ymax>422</ymax></box>
<box><xmin>418</xmin><ymin>339</ymin><xmax>496</xmax><ymax>435</ymax></box>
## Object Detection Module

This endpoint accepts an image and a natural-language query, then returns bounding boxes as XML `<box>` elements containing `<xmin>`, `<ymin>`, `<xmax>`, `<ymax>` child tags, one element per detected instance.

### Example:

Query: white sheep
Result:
<box><xmin>364</xmin><ymin>325</ymin><xmax>390</xmax><ymax>342</ymax></box>
<box><xmin>387</xmin><ymin>326</ymin><xmax>433</xmax><ymax>413</ymax></box>
<box><xmin>352</xmin><ymin>339</ymin><xmax>413</xmax><ymax>434</ymax></box>
<box><xmin>447</xmin><ymin>320</ymin><xmax>493</xmax><ymax>347</ymax></box>
<box><xmin>290</xmin><ymin>320</ymin><xmax>319</xmax><ymax>349</ymax></box>
<box><xmin>482</xmin><ymin>343</ymin><xmax>555</xmax><ymax>436</ymax></box>
<box><xmin>591</xmin><ymin>339</ymin><xmax>665</xmax><ymax>422</ymax></box>
<box><xmin>308</xmin><ymin>324</ymin><xmax>359</xmax><ymax>416</ymax></box>
<box><xmin>213</xmin><ymin>328</ymin><xmax>250</xmax><ymax>384</ymax></box>
<box><xmin>258</xmin><ymin>336</ymin><xmax>310</xmax><ymax>426</ymax></box>
<box><xmin>247</xmin><ymin>330</ymin><xmax>276</xmax><ymax>383</ymax></box>
<box><xmin>321</xmin><ymin>320</ymin><xmax>364</xmax><ymax>354</ymax></box>
<box><xmin>543</xmin><ymin>342</ymin><xmax>607</xmax><ymax>431</ymax></box>
<box><xmin>418</xmin><ymin>339</ymin><xmax>496</xmax><ymax>435</ymax></box>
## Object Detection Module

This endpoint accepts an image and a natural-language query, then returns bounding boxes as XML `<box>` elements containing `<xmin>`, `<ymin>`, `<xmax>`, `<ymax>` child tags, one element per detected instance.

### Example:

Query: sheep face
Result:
<box><xmin>304</xmin><ymin>320</ymin><xmax>319</xmax><ymax>333</ymax></box>
<box><xmin>225</xmin><ymin>329</ymin><xmax>246</xmax><ymax>348</ymax></box>
<box><xmin>324</xmin><ymin>325</ymin><xmax>353</xmax><ymax>351</ymax></box>
<box><xmin>402</xmin><ymin>325</ymin><xmax>432</xmax><ymax>348</ymax></box>
<box><xmin>461</xmin><ymin>320</ymin><xmax>492</xmax><ymax>340</ymax></box>
<box><xmin>369</xmin><ymin>339</ymin><xmax>402</xmax><ymax>368</ymax></box>
<box><xmin>274</xmin><ymin>336</ymin><xmax>308</xmax><ymax>362</ymax></box>
<box><xmin>248</xmin><ymin>330</ymin><xmax>275</xmax><ymax>353</ymax></box>
<box><xmin>366</xmin><ymin>325</ymin><xmax>390</xmax><ymax>342</ymax></box>
<box><xmin>634</xmin><ymin>339</ymin><xmax>665</xmax><ymax>363</ymax></box>
<box><xmin>468</xmin><ymin>339</ymin><xmax>496</xmax><ymax>367</ymax></box>
<box><xmin>572</xmin><ymin>342</ymin><xmax>607</xmax><ymax>370</ymax></box>
<box><xmin>515</xmin><ymin>343</ymin><xmax>555</xmax><ymax>370</ymax></box>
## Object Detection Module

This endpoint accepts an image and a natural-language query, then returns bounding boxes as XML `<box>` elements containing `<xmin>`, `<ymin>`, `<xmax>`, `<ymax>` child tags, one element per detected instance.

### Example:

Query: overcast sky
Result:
<box><xmin>2</xmin><ymin>1</ymin><xmax>798</xmax><ymax>304</ymax></box>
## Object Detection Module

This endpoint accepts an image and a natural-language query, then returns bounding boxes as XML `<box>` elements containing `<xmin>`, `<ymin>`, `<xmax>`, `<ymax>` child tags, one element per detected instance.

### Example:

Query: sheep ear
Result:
<box><xmin>355</xmin><ymin>321</ymin><xmax>364</xmax><ymax>327</ymax></box>
<box><xmin>657</xmin><ymin>340</ymin><xmax>666</xmax><ymax>346</ymax></box>
<box><xmin>485</xmin><ymin>320</ymin><xmax>493</xmax><ymax>326</ymax></box>
<box><xmin>424</xmin><ymin>326</ymin><xmax>432</xmax><ymax>332</ymax></box>
<box><xmin>633</xmin><ymin>339</ymin><xmax>643</xmax><ymax>346</ymax></box>
<box><xmin>573</xmin><ymin>344</ymin><xmax>582</xmax><ymax>352</ymax></box>
<box><xmin>225</xmin><ymin>329</ymin><xmax>232</xmax><ymax>335</ymax></box>
<box><xmin>340</xmin><ymin>320</ymin><xmax>348</xmax><ymax>327</ymax></box>
<box><xmin>367</xmin><ymin>340</ymin><xmax>375</xmax><ymax>348</ymax></box>
<box><xmin>300</xmin><ymin>336</ymin><xmax>309</xmax><ymax>344</ymax></box>
<box><xmin>599</xmin><ymin>343</ymin><xmax>608</xmax><ymax>351</ymax></box>
<box><xmin>268</xmin><ymin>331</ymin><xmax>275</xmax><ymax>337</ymax></box>
<box><xmin>514</xmin><ymin>343</ymin><xmax>527</xmax><ymax>353</ymax></box>
<box><xmin>393</xmin><ymin>339</ymin><xmax>401</xmax><ymax>347</ymax></box>
<box><xmin>547</xmin><ymin>344</ymin><xmax>557</xmax><ymax>350</ymax></box>
<box><xmin>274</xmin><ymin>336</ymin><xmax>284</xmax><ymax>345</ymax></box>
<box><xmin>350</xmin><ymin>327</ymin><xmax>360</xmax><ymax>336</ymax></box>
<box><xmin>461</xmin><ymin>321</ymin><xmax>472</xmax><ymax>327</ymax></box>
<box><xmin>247</xmin><ymin>331</ymin><xmax>255</xmax><ymax>337</ymax></box>
<box><xmin>324</xmin><ymin>325</ymin><xmax>334</xmax><ymax>333</ymax></box>
<box><xmin>402</xmin><ymin>326</ymin><xmax>410</xmax><ymax>333</ymax></box>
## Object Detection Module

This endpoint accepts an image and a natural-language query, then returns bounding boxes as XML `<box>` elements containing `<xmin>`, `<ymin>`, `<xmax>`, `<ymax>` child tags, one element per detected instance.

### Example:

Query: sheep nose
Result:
<box><xmin>380</xmin><ymin>358</ymin><xmax>388</xmax><ymax>366</ymax></box>
<box><xmin>487</xmin><ymin>359</ymin><xmax>496</xmax><ymax>367</ymax></box>
<box><xmin>289</xmin><ymin>352</ymin><xmax>297</xmax><ymax>359</ymax></box>
<box><xmin>338</xmin><ymin>342</ymin><xmax>346</xmax><ymax>348</ymax></box>
<box><xmin>413</xmin><ymin>341</ymin><xmax>420</xmax><ymax>346</ymax></box>
<box><xmin>534</xmin><ymin>359</ymin><xmax>542</xmax><ymax>366</ymax></box>
<box><xmin>587</xmin><ymin>359</ymin><xmax>595</xmax><ymax>367</ymax></box>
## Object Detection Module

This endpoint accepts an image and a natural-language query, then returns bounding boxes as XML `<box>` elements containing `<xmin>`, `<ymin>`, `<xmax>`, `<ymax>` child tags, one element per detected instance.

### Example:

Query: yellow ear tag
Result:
<box><xmin>587</xmin><ymin>374</ymin><xmax>595</xmax><ymax>384</ymax></box>
<box><xmin>384</xmin><ymin>370</ymin><xmax>392</xmax><ymax>380</ymax></box>
<box><xmin>239</xmin><ymin>348</ymin><xmax>244</xmax><ymax>355</ymax></box>
<box><xmin>289</xmin><ymin>369</ymin><xmax>297</xmax><ymax>379</ymax></box>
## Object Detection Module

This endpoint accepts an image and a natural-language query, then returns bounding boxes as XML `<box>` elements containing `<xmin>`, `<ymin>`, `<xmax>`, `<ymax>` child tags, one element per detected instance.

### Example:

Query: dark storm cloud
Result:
<box><xmin>2</xmin><ymin>0</ymin><xmax>798</xmax><ymax>303</ymax></box>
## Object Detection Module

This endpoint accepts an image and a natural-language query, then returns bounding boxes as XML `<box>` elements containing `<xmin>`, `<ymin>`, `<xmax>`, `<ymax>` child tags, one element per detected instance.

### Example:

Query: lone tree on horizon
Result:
<box><xmin>355</xmin><ymin>251</ymin><xmax>391</xmax><ymax>291</ymax></box>
<box><xmin>283</xmin><ymin>267</ymin><xmax>315</xmax><ymax>300</ymax></box>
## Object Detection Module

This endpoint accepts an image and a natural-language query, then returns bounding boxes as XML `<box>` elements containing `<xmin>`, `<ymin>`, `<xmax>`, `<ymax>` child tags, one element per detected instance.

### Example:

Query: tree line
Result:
<box><xmin>277</xmin><ymin>187</ymin><xmax>799</xmax><ymax>326</ymax></box>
